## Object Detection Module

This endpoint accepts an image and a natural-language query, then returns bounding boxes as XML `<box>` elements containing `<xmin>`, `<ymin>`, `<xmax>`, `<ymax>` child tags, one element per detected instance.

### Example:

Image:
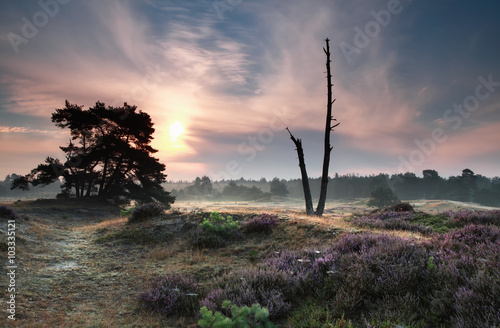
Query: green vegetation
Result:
<box><xmin>367</xmin><ymin>186</ymin><xmax>400</xmax><ymax>208</ymax></box>
<box><xmin>193</xmin><ymin>211</ymin><xmax>241</xmax><ymax>248</ymax></box>
<box><xmin>201</xmin><ymin>211</ymin><xmax>239</xmax><ymax>235</ymax></box>
<box><xmin>120</xmin><ymin>207</ymin><xmax>134</xmax><ymax>217</ymax></box>
<box><xmin>198</xmin><ymin>300</ymin><xmax>276</xmax><ymax>328</ymax></box>
<box><xmin>10</xmin><ymin>101</ymin><xmax>175</xmax><ymax>206</ymax></box>
<box><xmin>0</xmin><ymin>241</ymin><xmax>7</xmax><ymax>252</ymax></box>
<box><xmin>288</xmin><ymin>300</ymin><xmax>353</xmax><ymax>328</ymax></box>
<box><xmin>412</xmin><ymin>212</ymin><xmax>452</xmax><ymax>233</ymax></box>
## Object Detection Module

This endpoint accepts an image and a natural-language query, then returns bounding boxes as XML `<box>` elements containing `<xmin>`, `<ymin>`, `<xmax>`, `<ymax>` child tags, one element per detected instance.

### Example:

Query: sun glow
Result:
<box><xmin>169</xmin><ymin>121</ymin><xmax>184</xmax><ymax>140</ymax></box>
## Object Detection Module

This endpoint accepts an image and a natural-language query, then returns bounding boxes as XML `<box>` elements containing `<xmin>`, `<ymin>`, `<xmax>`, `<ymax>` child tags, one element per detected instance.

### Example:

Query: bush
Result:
<box><xmin>0</xmin><ymin>206</ymin><xmax>18</xmax><ymax>221</ymax></box>
<box><xmin>411</xmin><ymin>212</ymin><xmax>452</xmax><ymax>233</ymax></box>
<box><xmin>202</xmin><ymin>268</ymin><xmax>298</xmax><ymax>319</ymax></box>
<box><xmin>350</xmin><ymin>211</ymin><xmax>433</xmax><ymax>235</ymax></box>
<box><xmin>198</xmin><ymin>300</ymin><xmax>276</xmax><ymax>328</ymax></box>
<box><xmin>128</xmin><ymin>202</ymin><xmax>165</xmax><ymax>223</ymax></box>
<box><xmin>139</xmin><ymin>274</ymin><xmax>199</xmax><ymax>316</ymax></box>
<box><xmin>387</xmin><ymin>202</ymin><xmax>414</xmax><ymax>212</ymax></box>
<box><xmin>443</xmin><ymin>209</ymin><xmax>500</xmax><ymax>227</ymax></box>
<box><xmin>244</xmin><ymin>214</ymin><xmax>279</xmax><ymax>233</ymax></box>
<box><xmin>201</xmin><ymin>211</ymin><xmax>239</xmax><ymax>235</ymax></box>
<box><xmin>193</xmin><ymin>212</ymin><xmax>240</xmax><ymax>248</ymax></box>
<box><xmin>367</xmin><ymin>186</ymin><xmax>400</xmax><ymax>208</ymax></box>
<box><xmin>120</xmin><ymin>207</ymin><xmax>135</xmax><ymax>217</ymax></box>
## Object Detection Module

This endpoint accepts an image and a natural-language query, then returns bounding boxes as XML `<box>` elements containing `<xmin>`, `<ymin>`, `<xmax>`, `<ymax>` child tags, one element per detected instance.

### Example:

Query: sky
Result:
<box><xmin>1</xmin><ymin>0</ymin><xmax>499</xmax><ymax>182</ymax></box>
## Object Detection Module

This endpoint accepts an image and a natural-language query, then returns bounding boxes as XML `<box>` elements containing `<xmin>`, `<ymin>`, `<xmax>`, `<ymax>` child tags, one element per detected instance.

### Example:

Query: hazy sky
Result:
<box><xmin>1</xmin><ymin>0</ymin><xmax>499</xmax><ymax>182</ymax></box>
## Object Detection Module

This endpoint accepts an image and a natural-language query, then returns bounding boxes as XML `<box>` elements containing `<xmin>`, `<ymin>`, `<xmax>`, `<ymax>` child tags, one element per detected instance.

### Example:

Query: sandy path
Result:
<box><xmin>1</xmin><ymin>207</ymin><xmax>155</xmax><ymax>327</ymax></box>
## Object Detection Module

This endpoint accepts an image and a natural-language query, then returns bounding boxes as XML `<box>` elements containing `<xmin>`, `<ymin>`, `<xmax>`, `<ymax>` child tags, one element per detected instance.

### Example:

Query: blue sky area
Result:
<box><xmin>1</xmin><ymin>0</ymin><xmax>499</xmax><ymax>181</ymax></box>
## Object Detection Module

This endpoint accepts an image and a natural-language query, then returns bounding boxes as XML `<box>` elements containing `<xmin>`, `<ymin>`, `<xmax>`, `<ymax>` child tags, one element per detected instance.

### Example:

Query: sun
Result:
<box><xmin>169</xmin><ymin>121</ymin><xmax>184</xmax><ymax>140</ymax></box>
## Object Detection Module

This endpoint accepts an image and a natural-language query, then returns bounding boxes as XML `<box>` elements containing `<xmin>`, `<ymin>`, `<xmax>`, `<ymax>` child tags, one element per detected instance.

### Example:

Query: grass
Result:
<box><xmin>2</xmin><ymin>199</ymin><xmax>499</xmax><ymax>327</ymax></box>
<box><xmin>94</xmin><ymin>227</ymin><xmax>172</xmax><ymax>245</ymax></box>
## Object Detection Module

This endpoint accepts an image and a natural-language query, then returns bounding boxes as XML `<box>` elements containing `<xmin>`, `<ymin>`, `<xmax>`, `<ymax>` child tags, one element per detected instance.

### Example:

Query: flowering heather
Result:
<box><xmin>244</xmin><ymin>214</ymin><xmax>280</xmax><ymax>233</ymax></box>
<box><xmin>443</xmin><ymin>209</ymin><xmax>500</xmax><ymax>227</ymax></box>
<box><xmin>0</xmin><ymin>206</ymin><xmax>19</xmax><ymax>221</ymax></box>
<box><xmin>139</xmin><ymin>274</ymin><xmax>199</xmax><ymax>316</ymax></box>
<box><xmin>203</xmin><ymin>267</ymin><xmax>297</xmax><ymax>319</ymax></box>
<box><xmin>428</xmin><ymin>225</ymin><xmax>500</xmax><ymax>326</ymax></box>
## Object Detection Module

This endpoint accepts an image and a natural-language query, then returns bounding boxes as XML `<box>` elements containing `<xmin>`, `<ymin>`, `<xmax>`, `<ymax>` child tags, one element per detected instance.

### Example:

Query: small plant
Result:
<box><xmin>62</xmin><ymin>214</ymin><xmax>68</xmax><ymax>219</ymax></box>
<box><xmin>139</xmin><ymin>273</ymin><xmax>199</xmax><ymax>316</ymax></box>
<box><xmin>201</xmin><ymin>211</ymin><xmax>239</xmax><ymax>235</ymax></box>
<box><xmin>120</xmin><ymin>207</ymin><xmax>135</xmax><ymax>217</ymax></box>
<box><xmin>244</xmin><ymin>214</ymin><xmax>279</xmax><ymax>233</ymax></box>
<box><xmin>194</xmin><ymin>212</ymin><xmax>240</xmax><ymax>248</ymax></box>
<box><xmin>128</xmin><ymin>202</ymin><xmax>165</xmax><ymax>223</ymax></box>
<box><xmin>198</xmin><ymin>300</ymin><xmax>276</xmax><ymax>328</ymax></box>
<box><xmin>249</xmin><ymin>249</ymin><xmax>259</xmax><ymax>263</ymax></box>
<box><xmin>427</xmin><ymin>256</ymin><xmax>436</xmax><ymax>271</ymax></box>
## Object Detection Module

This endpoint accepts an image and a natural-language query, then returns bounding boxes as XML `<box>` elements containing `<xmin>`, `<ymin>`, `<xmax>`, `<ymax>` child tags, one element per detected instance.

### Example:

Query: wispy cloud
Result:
<box><xmin>0</xmin><ymin>0</ymin><xmax>499</xmax><ymax>180</ymax></box>
<box><xmin>0</xmin><ymin>126</ymin><xmax>63</xmax><ymax>134</ymax></box>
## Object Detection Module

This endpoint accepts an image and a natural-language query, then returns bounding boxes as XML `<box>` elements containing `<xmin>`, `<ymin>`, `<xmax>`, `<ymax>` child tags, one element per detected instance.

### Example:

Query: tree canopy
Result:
<box><xmin>12</xmin><ymin>100</ymin><xmax>175</xmax><ymax>206</ymax></box>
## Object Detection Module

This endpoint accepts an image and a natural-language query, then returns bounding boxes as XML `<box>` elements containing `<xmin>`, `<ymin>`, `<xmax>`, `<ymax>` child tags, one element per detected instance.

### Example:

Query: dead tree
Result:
<box><xmin>286</xmin><ymin>38</ymin><xmax>339</xmax><ymax>216</ymax></box>
<box><xmin>286</xmin><ymin>128</ymin><xmax>314</xmax><ymax>215</ymax></box>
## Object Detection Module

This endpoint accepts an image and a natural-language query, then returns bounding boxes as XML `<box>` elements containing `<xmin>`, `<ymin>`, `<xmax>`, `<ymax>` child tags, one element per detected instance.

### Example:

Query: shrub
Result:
<box><xmin>198</xmin><ymin>300</ymin><xmax>276</xmax><ymax>328</ymax></box>
<box><xmin>139</xmin><ymin>274</ymin><xmax>199</xmax><ymax>316</ymax></box>
<box><xmin>349</xmin><ymin>211</ymin><xmax>433</xmax><ymax>235</ymax></box>
<box><xmin>203</xmin><ymin>268</ymin><xmax>298</xmax><ymax>319</ymax></box>
<box><xmin>244</xmin><ymin>214</ymin><xmax>279</xmax><ymax>233</ymax></box>
<box><xmin>0</xmin><ymin>206</ymin><xmax>18</xmax><ymax>221</ymax></box>
<box><xmin>120</xmin><ymin>207</ymin><xmax>135</xmax><ymax>217</ymax></box>
<box><xmin>411</xmin><ymin>212</ymin><xmax>451</xmax><ymax>233</ymax></box>
<box><xmin>194</xmin><ymin>212</ymin><xmax>240</xmax><ymax>248</ymax></box>
<box><xmin>128</xmin><ymin>202</ymin><xmax>165</xmax><ymax>223</ymax></box>
<box><xmin>201</xmin><ymin>211</ymin><xmax>239</xmax><ymax>235</ymax></box>
<box><xmin>426</xmin><ymin>225</ymin><xmax>500</xmax><ymax>325</ymax></box>
<box><xmin>387</xmin><ymin>202</ymin><xmax>414</xmax><ymax>212</ymax></box>
<box><xmin>443</xmin><ymin>209</ymin><xmax>500</xmax><ymax>227</ymax></box>
<box><xmin>367</xmin><ymin>186</ymin><xmax>399</xmax><ymax>208</ymax></box>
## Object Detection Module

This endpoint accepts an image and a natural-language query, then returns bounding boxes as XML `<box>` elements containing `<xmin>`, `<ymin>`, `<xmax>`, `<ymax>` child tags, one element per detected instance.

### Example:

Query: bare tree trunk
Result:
<box><xmin>286</xmin><ymin>38</ymin><xmax>338</xmax><ymax>216</ymax></box>
<box><xmin>316</xmin><ymin>38</ymin><xmax>339</xmax><ymax>217</ymax></box>
<box><xmin>286</xmin><ymin>128</ymin><xmax>315</xmax><ymax>215</ymax></box>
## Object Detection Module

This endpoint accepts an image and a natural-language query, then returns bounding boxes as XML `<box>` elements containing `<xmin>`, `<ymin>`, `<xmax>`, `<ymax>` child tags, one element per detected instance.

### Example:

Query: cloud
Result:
<box><xmin>0</xmin><ymin>126</ymin><xmax>63</xmax><ymax>134</ymax></box>
<box><xmin>1</xmin><ymin>0</ymin><xmax>499</xmax><ymax>180</ymax></box>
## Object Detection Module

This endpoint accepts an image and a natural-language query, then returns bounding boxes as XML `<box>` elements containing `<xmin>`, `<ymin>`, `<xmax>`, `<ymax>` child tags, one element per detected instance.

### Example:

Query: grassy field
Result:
<box><xmin>0</xmin><ymin>198</ymin><xmax>499</xmax><ymax>327</ymax></box>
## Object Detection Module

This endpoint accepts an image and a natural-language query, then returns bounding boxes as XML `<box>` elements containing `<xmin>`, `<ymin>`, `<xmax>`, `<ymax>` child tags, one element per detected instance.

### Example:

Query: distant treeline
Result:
<box><xmin>166</xmin><ymin>169</ymin><xmax>500</xmax><ymax>207</ymax></box>
<box><xmin>0</xmin><ymin>174</ymin><xmax>62</xmax><ymax>199</ymax></box>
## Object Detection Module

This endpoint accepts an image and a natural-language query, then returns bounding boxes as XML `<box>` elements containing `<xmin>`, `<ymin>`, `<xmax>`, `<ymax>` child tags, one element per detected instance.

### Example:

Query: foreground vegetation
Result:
<box><xmin>130</xmin><ymin>203</ymin><xmax>500</xmax><ymax>327</ymax></box>
<box><xmin>1</xmin><ymin>199</ymin><xmax>499</xmax><ymax>327</ymax></box>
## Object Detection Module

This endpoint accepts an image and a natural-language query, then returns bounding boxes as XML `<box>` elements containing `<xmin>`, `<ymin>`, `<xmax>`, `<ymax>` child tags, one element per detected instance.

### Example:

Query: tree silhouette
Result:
<box><xmin>286</xmin><ymin>38</ymin><xmax>339</xmax><ymax>216</ymax></box>
<box><xmin>12</xmin><ymin>100</ymin><xmax>175</xmax><ymax>206</ymax></box>
<box><xmin>270</xmin><ymin>177</ymin><xmax>289</xmax><ymax>197</ymax></box>
<box><xmin>367</xmin><ymin>186</ymin><xmax>400</xmax><ymax>208</ymax></box>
